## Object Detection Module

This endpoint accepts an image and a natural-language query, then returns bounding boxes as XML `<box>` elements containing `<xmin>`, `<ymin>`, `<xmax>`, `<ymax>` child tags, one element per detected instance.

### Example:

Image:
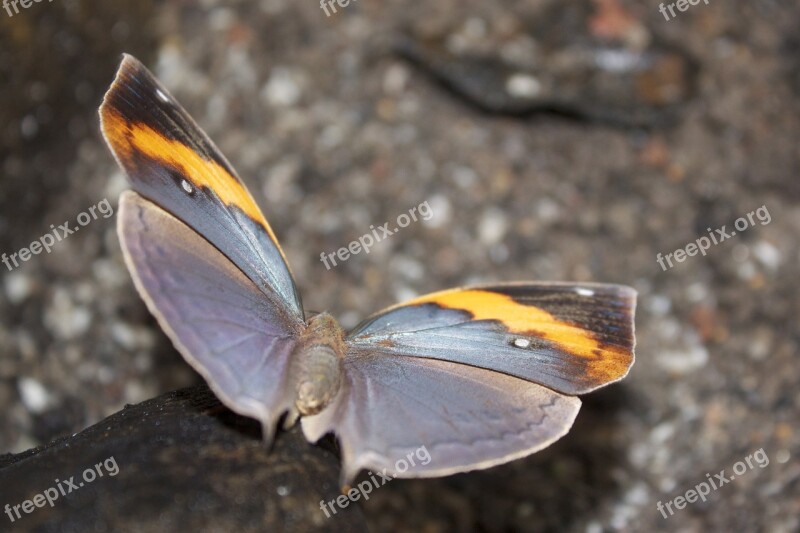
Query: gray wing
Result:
<box><xmin>117</xmin><ymin>191</ymin><xmax>302</xmax><ymax>442</ymax></box>
<box><xmin>302</xmin><ymin>352</ymin><xmax>580</xmax><ymax>486</ymax></box>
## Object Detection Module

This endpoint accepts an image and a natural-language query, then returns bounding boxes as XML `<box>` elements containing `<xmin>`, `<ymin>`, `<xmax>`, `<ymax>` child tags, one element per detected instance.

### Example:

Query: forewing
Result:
<box><xmin>100</xmin><ymin>54</ymin><xmax>303</xmax><ymax>319</ymax></box>
<box><xmin>302</xmin><ymin>354</ymin><xmax>581</xmax><ymax>485</ymax></box>
<box><xmin>117</xmin><ymin>191</ymin><xmax>301</xmax><ymax>441</ymax></box>
<box><xmin>347</xmin><ymin>283</ymin><xmax>636</xmax><ymax>395</ymax></box>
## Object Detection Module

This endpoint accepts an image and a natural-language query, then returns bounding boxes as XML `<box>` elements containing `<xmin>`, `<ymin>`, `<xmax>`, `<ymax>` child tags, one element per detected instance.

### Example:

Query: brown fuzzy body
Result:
<box><xmin>292</xmin><ymin>313</ymin><xmax>345</xmax><ymax>415</ymax></box>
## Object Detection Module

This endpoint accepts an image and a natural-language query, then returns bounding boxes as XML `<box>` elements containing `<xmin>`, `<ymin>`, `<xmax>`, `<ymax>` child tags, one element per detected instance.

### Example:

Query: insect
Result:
<box><xmin>100</xmin><ymin>54</ymin><xmax>636</xmax><ymax>486</ymax></box>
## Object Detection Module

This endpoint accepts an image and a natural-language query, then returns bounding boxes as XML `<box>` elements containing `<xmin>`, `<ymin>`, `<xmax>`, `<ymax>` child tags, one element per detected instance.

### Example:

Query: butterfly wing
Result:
<box><xmin>347</xmin><ymin>283</ymin><xmax>636</xmax><ymax>395</ymax></box>
<box><xmin>117</xmin><ymin>191</ymin><xmax>302</xmax><ymax>442</ymax></box>
<box><xmin>302</xmin><ymin>283</ymin><xmax>635</xmax><ymax>484</ymax></box>
<box><xmin>302</xmin><ymin>355</ymin><xmax>581</xmax><ymax>485</ymax></box>
<box><xmin>100</xmin><ymin>54</ymin><xmax>303</xmax><ymax>319</ymax></box>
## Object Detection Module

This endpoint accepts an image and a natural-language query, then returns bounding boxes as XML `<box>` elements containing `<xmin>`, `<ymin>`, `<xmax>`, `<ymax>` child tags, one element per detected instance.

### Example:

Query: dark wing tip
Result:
<box><xmin>99</xmin><ymin>53</ymin><xmax>163</xmax><ymax>128</ymax></box>
<box><xmin>100</xmin><ymin>53</ymin><xmax>142</xmax><ymax>115</ymax></box>
<box><xmin>99</xmin><ymin>54</ymin><xmax>171</xmax><ymax>167</ymax></box>
<box><xmin>479</xmin><ymin>281</ymin><xmax>638</xmax><ymax>393</ymax></box>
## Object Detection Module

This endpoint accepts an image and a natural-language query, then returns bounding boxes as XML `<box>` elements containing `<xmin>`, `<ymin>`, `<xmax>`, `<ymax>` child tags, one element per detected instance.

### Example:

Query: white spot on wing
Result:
<box><xmin>576</xmin><ymin>288</ymin><xmax>595</xmax><ymax>296</ymax></box>
<box><xmin>181</xmin><ymin>180</ymin><xmax>193</xmax><ymax>193</ymax></box>
<box><xmin>156</xmin><ymin>88</ymin><xmax>169</xmax><ymax>103</ymax></box>
<box><xmin>513</xmin><ymin>338</ymin><xmax>530</xmax><ymax>348</ymax></box>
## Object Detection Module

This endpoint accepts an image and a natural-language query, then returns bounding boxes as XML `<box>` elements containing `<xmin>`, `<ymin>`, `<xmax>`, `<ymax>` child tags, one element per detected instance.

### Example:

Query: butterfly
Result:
<box><xmin>100</xmin><ymin>54</ymin><xmax>636</xmax><ymax>486</ymax></box>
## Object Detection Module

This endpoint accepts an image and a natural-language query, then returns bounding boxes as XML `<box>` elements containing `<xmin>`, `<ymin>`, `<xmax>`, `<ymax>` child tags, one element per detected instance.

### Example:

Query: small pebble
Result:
<box><xmin>506</xmin><ymin>73</ymin><xmax>541</xmax><ymax>99</ymax></box>
<box><xmin>262</xmin><ymin>67</ymin><xmax>303</xmax><ymax>107</ymax></box>
<box><xmin>478</xmin><ymin>208</ymin><xmax>508</xmax><ymax>245</ymax></box>
<box><xmin>18</xmin><ymin>377</ymin><xmax>52</xmax><ymax>414</ymax></box>
<box><xmin>656</xmin><ymin>344</ymin><xmax>709</xmax><ymax>374</ymax></box>
<box><xmin>424</xmin><ymin>195</ymin><xmax>451</xmax><ymax>229</ymax></box>
<box><xmin>4</xmin><ymin>272</ymin><xmax>34</xmax><ymax>304</ymax></box>
<box><xmin>44</xmin><ymin>288</ymin><xmax>92</xmax><ymax>340</ymax></box>
<box><xmin>752</xmin><ymin>241</ymin><xmax>781</xmax><ymax>270</ymax></box>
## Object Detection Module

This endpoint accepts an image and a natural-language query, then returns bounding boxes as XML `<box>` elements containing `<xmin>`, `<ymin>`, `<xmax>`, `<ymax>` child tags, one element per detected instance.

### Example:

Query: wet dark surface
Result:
<box><xmin>1</xmin><ymin>0</ymin><xmax>798</xmax><ymax>531</ymax></box>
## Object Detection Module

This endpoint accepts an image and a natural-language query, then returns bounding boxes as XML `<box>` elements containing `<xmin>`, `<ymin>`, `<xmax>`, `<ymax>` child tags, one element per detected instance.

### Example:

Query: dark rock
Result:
<box><xmin>0</xmin><ymin>385</ymin><xmax>366</xmax><ymax>533</ymax></box>
<box><xmin>394</xmin><ymin>7</ymin><xmax>697</xmax><ymax>127</ymax></box>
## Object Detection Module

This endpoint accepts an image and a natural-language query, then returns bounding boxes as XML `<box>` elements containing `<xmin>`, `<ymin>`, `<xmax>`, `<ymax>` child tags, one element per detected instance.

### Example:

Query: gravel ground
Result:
<box><xmin>1</xmin><ymin>0</ymin><xmax>798</xmax><ymax>531</ymax></box>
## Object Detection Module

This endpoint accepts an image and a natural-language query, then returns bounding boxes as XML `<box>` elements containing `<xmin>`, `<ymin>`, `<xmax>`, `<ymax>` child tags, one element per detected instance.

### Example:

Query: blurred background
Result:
<box><xmin>0</xmin><ymin>0</ymin><xmax>798</xmax><ymax>531</ymax></box>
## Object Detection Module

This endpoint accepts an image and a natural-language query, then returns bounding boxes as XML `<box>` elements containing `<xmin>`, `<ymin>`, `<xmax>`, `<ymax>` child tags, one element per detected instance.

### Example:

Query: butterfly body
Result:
<box><xmin>101</xmin><ymin>54</ymin><xmax>637</xmax><ymax>485</ymax></box>
<box><xmin>291</xmin><ymin>312</ymin><xmax>345</xmax><ymax>416</ymax></box>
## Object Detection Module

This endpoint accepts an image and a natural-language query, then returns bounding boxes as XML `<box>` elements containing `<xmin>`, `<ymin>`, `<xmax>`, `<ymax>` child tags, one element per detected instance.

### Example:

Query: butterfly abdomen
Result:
<box><xmin>292</xmin><ymin>313</ymin><xmax>345</xmax><ymax>416</ymax></box>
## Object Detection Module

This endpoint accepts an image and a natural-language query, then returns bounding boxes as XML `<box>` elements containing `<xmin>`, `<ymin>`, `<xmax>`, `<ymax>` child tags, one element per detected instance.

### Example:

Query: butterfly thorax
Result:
<box><xmin>292</xmin><ymin>312</ymin><xmax>345</xmax><ymax>416</ymax></box>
